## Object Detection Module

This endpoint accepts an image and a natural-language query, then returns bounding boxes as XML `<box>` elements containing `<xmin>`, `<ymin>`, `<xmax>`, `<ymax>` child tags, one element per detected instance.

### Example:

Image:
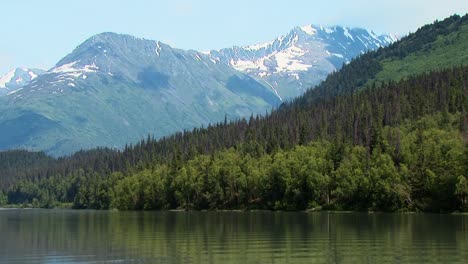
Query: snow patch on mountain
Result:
<box><xmin>28</xmin><ymin>71</ymin><xmax>38</xmax><ymax>80</ymax></box>
<box><xmin>301</xmin><ymin>25</ymin><xmax>317</xmax><ymax>35</ymax></box>
<box><xmin>326</xmin><ymin>50</ymin><xmax>344</xmax><ymax>58</ymax></box>
<box><xmin>274</xmin><ymin>45</ymin><xmax>311</xmax><ymax>72</ymax></box>
<box><xmin>155</xmin><ymin>41</ymin><xmax>162</xmax><ymax>56</ymax></box>
<box><xmin>0</xmin><ymin>69</ymin><xmax>16</xmax><ymax>88</ymax></box>
<box><xmin>50</xmin><ymin>61</ymin><xmax>99</xmax><ymax>78</ymax></box>
<box><xmin>245</xmin><ymin>40</ymin><xmax>274</xmax><ymax>51</ymax></box>
<box><xmin>343</xmin><ymin>27</ymin><xmax>355</xmax><ymax>41</ymax></box>
<box><xmin>230</xmin><ymin>58</ymin><xmax>267</xmax><ymax>72</ymax></box>
<box><xmin>7</xmin><ymin>88</ymin><xmax>23</xmax><ymax>95</ymax></box>
<box><xmin>383</xmin><ymin>34</ymin><xmax>400</xmax><ymax>43</ymax></box>
<box><xmin>261</xmin><ymin>79</ymin><xmax>283</xmax><ymax>101</ymax></box>
<box><xmin>323</xmin><ymin>27</ymin><xmax>335</xmax><ymax>34</ymax></box>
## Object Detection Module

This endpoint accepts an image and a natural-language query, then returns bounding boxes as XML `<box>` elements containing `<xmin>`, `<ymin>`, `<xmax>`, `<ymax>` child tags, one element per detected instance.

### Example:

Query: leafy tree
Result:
<box><xmin>0</xmin><ymin>191</ymin><xmax>7</xmax><ymax>206</ymax></box>
<box><xmin>455</xmin><ymin>176</ymin><xmax>468</xmax><ymax>211</ymax></box>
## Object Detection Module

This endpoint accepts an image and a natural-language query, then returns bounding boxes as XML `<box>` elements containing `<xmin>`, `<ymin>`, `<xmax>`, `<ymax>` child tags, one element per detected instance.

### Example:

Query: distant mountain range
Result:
<box><xmin>0</xmin><ymin>24</ymin><xmax>396</xmax><ymax>155</ymax></box>
<box><xmin>208</xmin><ymin>25</ymin><xmax>397</xmax><ymax>99</ymax></box>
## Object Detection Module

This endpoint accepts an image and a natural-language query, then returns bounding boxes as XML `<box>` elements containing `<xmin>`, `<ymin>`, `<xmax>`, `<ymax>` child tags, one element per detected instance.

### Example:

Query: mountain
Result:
<box><xmin>0</xmin><ymin>68</ymin><xmax>45</xmax><ymax>96</ymax></box>
<box><xmin>207</xmin><ymin>25</ymin><xmax>397</xmax><ymax>99</ymax></box>
<box><xmin>0</xmin><ymin>24</ymin><xmax>393</xmax><ymax>156</ymax></box>
<box><xmin>0</xmin><ymin>14</ymin><xmax>467</xmax><ymax>212</ymax></box>
<box><xmin>0</xmin><ymin>33</ymin><xmax>280</xmax><ymax>156</ymax></box>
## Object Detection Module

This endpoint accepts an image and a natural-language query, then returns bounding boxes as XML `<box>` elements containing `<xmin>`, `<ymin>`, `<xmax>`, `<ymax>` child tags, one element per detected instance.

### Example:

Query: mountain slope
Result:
<box><xmin>207</xmin><ymin>25</ymin><xmax>396</xmax><ymax>99</ymax></box>
<box><xmin>296</xmin><ymin>15</ymin><xmax>468</xmax><ymax>107</ymax></box>
<box><xmin>0</xmin><ymin>33</ymin><xmax>280</xmax><ymax>156</ymax></box>
<box><xmin>370</xmin><ymin>16</ymin><xmax>468</xmax><ymax>84</ymax></box>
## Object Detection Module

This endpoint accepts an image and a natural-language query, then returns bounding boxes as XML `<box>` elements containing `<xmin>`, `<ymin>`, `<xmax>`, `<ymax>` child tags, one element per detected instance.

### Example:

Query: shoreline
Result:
<box><xmin>1</xmin><ymin>206</ymin><xmax>466</xmax><ymax>215</ymax></box>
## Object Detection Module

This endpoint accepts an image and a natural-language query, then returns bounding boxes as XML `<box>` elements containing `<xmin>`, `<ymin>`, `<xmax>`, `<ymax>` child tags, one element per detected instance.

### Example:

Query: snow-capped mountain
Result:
<box><xmin>20</xmin><ymin>33</ymin><xmax>279</xmax><ymax>104</ymax></box>
<box><xmin>0</xmin><ymin>24</ymin><xmax>396</xmax><ymax>156</ymax></box>
<box><xmin>0</xmin><ymin>68</ymin><xmax>45</xmax><ymax>96</ymax></box>
<box><xmin>0</xmin><ymin>33</ymin><xmax>280</xmax><ymax>156</ymax></box>
<box><xmin>207</xmin><ymin>25</ymin><xmax>398</xmax><ymax>99</ymax></box>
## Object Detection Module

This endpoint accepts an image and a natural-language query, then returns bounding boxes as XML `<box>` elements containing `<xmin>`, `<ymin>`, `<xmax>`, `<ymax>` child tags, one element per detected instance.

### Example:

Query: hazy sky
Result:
<box><xmin>1</xmin><ymin>0</ymin><xmax>467</xmax><ymax>74</ymax></box>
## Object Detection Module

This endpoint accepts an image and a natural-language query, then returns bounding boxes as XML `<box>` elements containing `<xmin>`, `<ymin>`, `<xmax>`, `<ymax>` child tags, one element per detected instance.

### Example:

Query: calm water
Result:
<box><xmin>0</xmin><ymin>209</ymin><xmax>467</xmax><ymax>263</ymax></box>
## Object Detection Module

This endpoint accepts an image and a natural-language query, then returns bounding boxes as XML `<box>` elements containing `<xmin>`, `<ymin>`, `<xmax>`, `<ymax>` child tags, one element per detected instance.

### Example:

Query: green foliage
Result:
<box><xmin>3</xmin><ymin>112</ymin><xmax>465</xmax><ymax>212</ymax></box>
<box><xmin>455</xmin><ymin>176</ymin><xmax>468</xmax><ymax>211</ymax></box>
<box><xmin>0</xmin><ymin>191</ymin><xmax>7</xmax><ymax>206</ymax></box>
<box><xmin>399</xmin><ymin>118</ymin><xmax>467</xmax><ymax>211</ymax></box>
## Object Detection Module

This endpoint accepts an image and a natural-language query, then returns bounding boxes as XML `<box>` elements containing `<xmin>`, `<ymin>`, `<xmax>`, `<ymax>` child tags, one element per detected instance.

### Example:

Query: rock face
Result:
<box><xmin>207</xmin><ymin>25</ymin><xmax>397</xmax><ymax>99</ymax></box>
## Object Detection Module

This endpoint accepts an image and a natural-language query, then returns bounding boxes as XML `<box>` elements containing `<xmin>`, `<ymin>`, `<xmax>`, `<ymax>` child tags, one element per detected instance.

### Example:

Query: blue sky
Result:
<box><xmin>1</xmin><ymin>0</ymin><xmax>467</xmax><ymax>74</ymax></box>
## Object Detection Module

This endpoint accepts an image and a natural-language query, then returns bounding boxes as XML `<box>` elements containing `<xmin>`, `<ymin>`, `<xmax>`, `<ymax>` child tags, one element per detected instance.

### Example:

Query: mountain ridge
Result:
<box><xmin>0</xmin><ymin>32</ymin><xmax>280</xmax><ymax>156</ymax></box>
<box><xmin>0</xmin><ymin>25</ymin><xmax>396</xmax><ymax>99</ymax></box>
<box><xmin>0</xmin><ymin>24</ymin><xmax>397</xmax><ymax>155</ymax></box>
<box><xmin>207</xmin><ymin>24</ymin><xmax>397</xmax><ymax>99</ymax></box>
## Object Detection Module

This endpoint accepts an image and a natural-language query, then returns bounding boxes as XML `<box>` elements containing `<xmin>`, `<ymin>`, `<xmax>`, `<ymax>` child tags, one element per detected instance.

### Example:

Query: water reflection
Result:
<box><xmin>0</xmin><ymin>209</ymin><xmax>467</xmax><ymax>263</ymax></box>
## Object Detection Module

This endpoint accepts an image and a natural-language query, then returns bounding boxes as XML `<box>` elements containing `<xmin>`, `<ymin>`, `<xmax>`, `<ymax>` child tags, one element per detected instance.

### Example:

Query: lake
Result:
<box><xmin>0</xmin><ymin>209</ymin><xmax>467</xmax><ymax>263</ymax></box>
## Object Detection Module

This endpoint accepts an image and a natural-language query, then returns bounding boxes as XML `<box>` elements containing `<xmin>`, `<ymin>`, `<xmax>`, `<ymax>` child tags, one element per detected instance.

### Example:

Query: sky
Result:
<box><xmin>1</xmin><ymin>0</ymin><xmax>467</xmax><ymax>75</ymax></box>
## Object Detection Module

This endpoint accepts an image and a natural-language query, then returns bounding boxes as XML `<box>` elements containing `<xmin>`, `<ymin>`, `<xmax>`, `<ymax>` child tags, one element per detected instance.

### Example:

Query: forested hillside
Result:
<box><xmin>0</xmin><ymin>15</ymin><xmax>467</xmax><ymax>212</ymax></box>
